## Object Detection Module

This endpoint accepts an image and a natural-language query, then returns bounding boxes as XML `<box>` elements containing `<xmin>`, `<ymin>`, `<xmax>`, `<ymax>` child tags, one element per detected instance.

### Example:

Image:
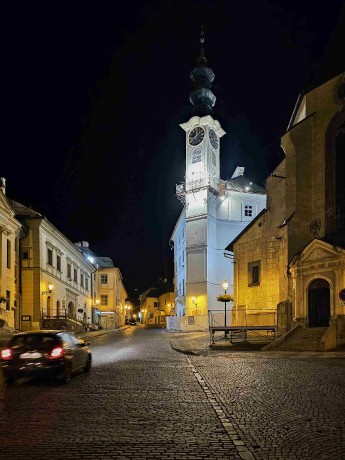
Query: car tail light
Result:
<box><xmin>50</xmin><ymin>347</ymin><xmax>64</xmax><ymax>359</ymax></box>
<box><xmin>1</xmin><ymin>348</ymin><xmax>13</xmax><ymax>360</ymax></box>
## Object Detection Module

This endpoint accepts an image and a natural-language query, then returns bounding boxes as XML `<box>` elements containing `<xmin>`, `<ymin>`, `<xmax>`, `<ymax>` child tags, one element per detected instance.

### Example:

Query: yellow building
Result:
<box><xmin>93</xmin><ymin>258</ymin><xmax>128</xmax><ymax>329</ymax></box>
<box><xmin>0</xmin><ymin>178</ymin><xmax>22</xmax><ymax>330</ymax></box>
<box><xmin>228</xmin><ymin>70</ymin><xmax>345</xmax><ymax>345</ymax></box>
<box><xmin>139</xmin><ymin>279</ymin><xmax>174</xmax><ymax>325</ymax></box>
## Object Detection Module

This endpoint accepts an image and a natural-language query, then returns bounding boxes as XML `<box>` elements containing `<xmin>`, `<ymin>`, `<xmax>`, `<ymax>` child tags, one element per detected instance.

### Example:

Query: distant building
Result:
<box><xmin>139</xmin><ymin>279</ymin><xmax>174</xmax><ymax>325</ymax></box>
<box><xmin>228</xmin><ymin>70</ymin><xmax>345</xmax><ymax>345</ymax></box>
<box><xmin>94</xmin><ymin>256</ymin><xmax>128</xmax><ymax>329</ymax></box>
<box><xmin>169</xmin><ymin>30</ymin><xmax>266</xmax><ymax>330</ymax></box>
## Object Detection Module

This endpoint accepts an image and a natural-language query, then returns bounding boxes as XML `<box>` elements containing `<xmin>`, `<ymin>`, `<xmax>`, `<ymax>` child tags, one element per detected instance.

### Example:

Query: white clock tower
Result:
<box><xmin>170</xmin><ymin>28</ymin><xmax>266</xmax><ymax>329</ymax></box>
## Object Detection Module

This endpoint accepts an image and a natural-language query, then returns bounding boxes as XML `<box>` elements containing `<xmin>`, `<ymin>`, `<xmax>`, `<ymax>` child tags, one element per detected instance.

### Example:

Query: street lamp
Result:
<box><xmin>222</xmin><ymin>280</ymin><xmax>229</xmax><ymax>328</ymax></box>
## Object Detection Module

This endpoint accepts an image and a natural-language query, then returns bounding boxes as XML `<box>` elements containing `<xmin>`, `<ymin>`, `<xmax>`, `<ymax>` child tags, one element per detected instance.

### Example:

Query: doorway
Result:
<box><xmin>308</xmin><ymin>278</ymin><xmax>330</xmax><ymax>327</ymax></box>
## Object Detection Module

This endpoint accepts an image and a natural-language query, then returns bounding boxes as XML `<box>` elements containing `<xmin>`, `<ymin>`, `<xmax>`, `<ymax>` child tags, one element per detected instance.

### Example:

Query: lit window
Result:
<box><xmin>192</xmin><ymin>147</ymin><xmax>202</xmax><ymax>164</ymax></box>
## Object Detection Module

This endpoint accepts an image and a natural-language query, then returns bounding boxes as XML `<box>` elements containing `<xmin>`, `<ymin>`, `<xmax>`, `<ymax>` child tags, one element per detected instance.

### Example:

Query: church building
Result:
<box><xmin>228</xmin><ymin>68</ymin><xmax>345</xmax><ymax>348</ymax></box>
<box><xmin>169</xmin><ymin>30</ymin><xmax>266</xmax><ymax>330</ymax></box>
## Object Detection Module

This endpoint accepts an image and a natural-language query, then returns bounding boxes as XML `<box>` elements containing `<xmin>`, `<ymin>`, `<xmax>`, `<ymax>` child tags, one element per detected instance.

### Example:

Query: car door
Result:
<box><xmin>68</xmin><ymin>333</ymin><xmax>87</xmax><ymax>371</ymax></box>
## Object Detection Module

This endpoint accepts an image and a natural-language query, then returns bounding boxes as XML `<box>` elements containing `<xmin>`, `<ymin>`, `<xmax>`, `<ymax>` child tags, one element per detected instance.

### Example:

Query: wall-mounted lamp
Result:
<box><xmin>192</xmin><ymin>296</ymin><xmax>197</xmax><ymax>308</ymax></box>
<box><xmin>42</xmin><ymin>284</ymin><xmax>54</xmax><ymax>295</ymax></box>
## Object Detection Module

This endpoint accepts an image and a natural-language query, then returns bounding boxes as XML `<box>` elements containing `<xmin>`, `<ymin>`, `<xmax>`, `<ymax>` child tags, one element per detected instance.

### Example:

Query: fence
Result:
<box><xmin>209</xmin><ymin>307</ymin><xmax>277</xmax><ymax>329</ymax></box>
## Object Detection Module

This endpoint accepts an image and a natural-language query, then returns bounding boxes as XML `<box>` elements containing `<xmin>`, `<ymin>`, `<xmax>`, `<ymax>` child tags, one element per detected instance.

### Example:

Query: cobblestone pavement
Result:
<box><xmin>0</xmin><ymin>326</ymin><xmax>241</xmax><ymax>460</ymax></box>
<box><xmin>1</xmin><ymin>327</ymin><xmax>345</xmax><ymax>459</ymax></box>
<box><xmin>168</xmin><ymin>330</ymin><xmax>345</xmax><ymax>459</ymax></box>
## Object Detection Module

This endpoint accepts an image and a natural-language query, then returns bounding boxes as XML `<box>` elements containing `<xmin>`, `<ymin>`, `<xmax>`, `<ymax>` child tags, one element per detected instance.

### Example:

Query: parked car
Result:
<box><xmin>128</xmin><ymin>319</ymin><xmax>137</xmax><ymax>325</ymax></box>
<box><xmin>0</xmin><ymin>330</ymin><xmax>92</xmax><ymax>385</ymax></box>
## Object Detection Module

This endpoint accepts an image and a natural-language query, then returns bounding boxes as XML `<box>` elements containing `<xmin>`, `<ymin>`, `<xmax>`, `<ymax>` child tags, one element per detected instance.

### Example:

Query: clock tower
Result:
<box><xmin>171</xmin><ymin>27</ymin><xmax>267</xmax><ymax>326</ymax></box>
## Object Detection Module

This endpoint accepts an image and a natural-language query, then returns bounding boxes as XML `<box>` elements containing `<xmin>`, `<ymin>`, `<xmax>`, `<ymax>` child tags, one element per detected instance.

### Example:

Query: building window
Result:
<box><xmin>22</xmin><ymin>251</ymin><xmax>29</xmax><ymax>259</ymax></box>
<box><xmin>57</xmin><ymin>255</ymin><xmax>61</xmax><ymax>272</ymax></box>
<box><xmin>80</xmin><ymin>273</ymin><xmax>84</xmax><ymax>288</ymax></box>
<box><xmin>7</xmin><ymin>240</ymin><xmax>11</xmax><ymax>269</ymax></box>
<box><xmin>6</xmin><ymin>290</ymin><xmax>10</xmax><ymax>311</ymax></box>
<box><xmin>74</xmin><ymin>268</ymin><xmax>77</xmax><ymax>282</ymax></box>
<box><xmin>244</xmin><ymin>205</ymin><xmax>253</xmax><ymax>217</ymax></box>
<box><xmin>47</xmin><ymin>248</ymin><xmax>53</xmax><ymax>266</ymax></box>
<box><xmin>101</xmin><ymin>274</ymin><xmax>108</xmax><ymax>284</ymax></box>
<box><xmin>154</xmin><ymin>302</ymin><xmax>158</xmax><ymax>308</ymax></box>
<box><xmin>192</xmin><ymin>147</ymin><xmax>202</xmax><ymax>164</ymax></box>
<box><xmin>101</xmin><ymin>295</ymin><xmax>108</xmax><ymax>306</ymax></box>
<box><xmin>248</xmin><ymin>261</ymin><xmax>260</xmax><ymax>286</ymax></box>
<box><xmin>67</xmin><ymin>263</ymin><xmax>72</xmax><ymax>279</ymax></box>
<box><xmin>85</xmin><ymin>277</ymin><xmax>89</xmax><ymax>291</ymax></box>
<box><xmin>212</xmin><ymin>151</ymin><xmax>216</xmax><ymax>166</ymax></box>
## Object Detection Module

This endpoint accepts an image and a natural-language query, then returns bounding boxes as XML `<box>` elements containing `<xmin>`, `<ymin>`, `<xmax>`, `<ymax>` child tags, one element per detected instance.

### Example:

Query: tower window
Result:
<box><xmin>192</xmin><ymin>147</ymin><xmax>202</xmax><ymax>164</ymax></box>
<box><xmin>244</xmin><ymin>205</ymin><xmax>253</xmax><ymax>217</ymax></box>
<box><xmin>212</xmin><ymin>151</ymin><xmax>216</xmax><ymax>166</ymax></box>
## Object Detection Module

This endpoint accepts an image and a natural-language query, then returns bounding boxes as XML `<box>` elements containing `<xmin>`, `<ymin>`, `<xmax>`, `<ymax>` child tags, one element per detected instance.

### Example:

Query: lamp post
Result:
<box><xmin>222</xmin><ymin>280</ymin><xmax>229</xmax><ymax>329</ymax></box>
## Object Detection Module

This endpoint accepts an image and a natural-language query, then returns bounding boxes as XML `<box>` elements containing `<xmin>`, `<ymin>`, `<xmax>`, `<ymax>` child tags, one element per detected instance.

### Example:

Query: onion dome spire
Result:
<box><xmin>189</xmin><ymin>26</ymin><xmax>216</xmax><ymax>116</ymax></box>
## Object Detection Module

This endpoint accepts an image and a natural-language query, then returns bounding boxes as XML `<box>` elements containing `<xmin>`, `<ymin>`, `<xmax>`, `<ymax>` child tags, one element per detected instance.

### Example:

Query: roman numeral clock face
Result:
<box><xmin>188</xmin><ymin>126</ymin><xmax>205</xmax><ymax>146</ymax></box>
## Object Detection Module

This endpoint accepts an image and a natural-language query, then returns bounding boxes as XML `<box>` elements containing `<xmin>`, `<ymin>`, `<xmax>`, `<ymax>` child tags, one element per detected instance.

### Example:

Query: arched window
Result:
<box><xmin>335</xmin><ymin>122</ymin><xmax>345</xmax><ymax>228</ymax></box>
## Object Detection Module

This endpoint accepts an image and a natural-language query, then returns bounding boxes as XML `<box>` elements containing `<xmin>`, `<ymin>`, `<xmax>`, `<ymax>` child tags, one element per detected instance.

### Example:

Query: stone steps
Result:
<box><xmin>275</xmin><ymin>327</ymin><xmax>328</xmax><ymax>351</ymax></box>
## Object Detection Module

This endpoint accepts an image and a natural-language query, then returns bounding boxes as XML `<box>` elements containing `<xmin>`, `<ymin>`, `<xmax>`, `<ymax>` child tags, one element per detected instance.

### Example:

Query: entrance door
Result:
<box><xmin>308</xmin><ymin>279</ymin><xmax>330</xmax><ymax>327</ymax></box>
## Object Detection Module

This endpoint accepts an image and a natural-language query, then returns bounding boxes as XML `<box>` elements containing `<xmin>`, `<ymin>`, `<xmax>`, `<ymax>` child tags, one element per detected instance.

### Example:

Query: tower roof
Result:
<box><xmin>189</xmin><ymin>26</ymin><xmax>216</xmax><ymax>116</ymax></box>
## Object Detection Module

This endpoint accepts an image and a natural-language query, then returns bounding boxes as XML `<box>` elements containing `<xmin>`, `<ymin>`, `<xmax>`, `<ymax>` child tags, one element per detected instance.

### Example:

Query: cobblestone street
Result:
<box><xmin>1</xmin><ymin>326</ymin><xmax>345</xmax><ymax>459</ymax></box>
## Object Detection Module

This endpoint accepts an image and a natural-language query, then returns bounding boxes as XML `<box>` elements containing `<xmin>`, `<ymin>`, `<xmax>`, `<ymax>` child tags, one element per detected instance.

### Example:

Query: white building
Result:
<box><xmin>169</xmin><ymin>32</ymin><xmax>266</xmax><ymax>330</ymax></box>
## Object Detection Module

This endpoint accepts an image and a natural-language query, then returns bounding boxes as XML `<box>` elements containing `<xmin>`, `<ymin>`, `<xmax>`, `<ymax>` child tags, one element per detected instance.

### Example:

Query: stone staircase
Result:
<box><xmin>273</xmin><ymin>326</ymin><xmax>328</xmax><ymax>352</ymax></box>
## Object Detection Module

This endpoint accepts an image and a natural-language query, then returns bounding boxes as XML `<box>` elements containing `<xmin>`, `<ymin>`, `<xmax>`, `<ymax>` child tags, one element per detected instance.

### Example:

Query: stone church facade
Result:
<box><xmin>229</xmin><ymin>72</ymin><xmax>345</xmax><ymax>345</ymax></box>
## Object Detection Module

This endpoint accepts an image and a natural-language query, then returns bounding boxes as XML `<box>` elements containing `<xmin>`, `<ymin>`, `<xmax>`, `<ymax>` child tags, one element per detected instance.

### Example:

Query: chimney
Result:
<box><xmin>0</xmin><ymin>177</ymin><xmax>6</xmax><ymax>195</ymax></box>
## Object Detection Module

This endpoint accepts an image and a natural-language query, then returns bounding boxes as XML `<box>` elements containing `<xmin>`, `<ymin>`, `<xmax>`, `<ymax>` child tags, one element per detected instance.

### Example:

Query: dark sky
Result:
<box><xmin>1</xmin><ymin>1</ymin><xmax>344</xmax><ymax>298</ymax></box>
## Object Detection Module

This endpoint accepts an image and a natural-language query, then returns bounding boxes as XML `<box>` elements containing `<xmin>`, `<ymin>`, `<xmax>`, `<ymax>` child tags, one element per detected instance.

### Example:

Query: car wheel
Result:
<box><xmin>57</xmin><ymin>363</ymin><xmax>72</xmax><ymax>384</ymax></box>
<box><xmin>83</xmin><ymin>355</ymin><xmax>92</xmax><ymax>373</ymax></box>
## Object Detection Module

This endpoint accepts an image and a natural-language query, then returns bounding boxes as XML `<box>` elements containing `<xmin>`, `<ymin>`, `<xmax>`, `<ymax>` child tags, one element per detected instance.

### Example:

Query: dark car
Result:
<box><xmin>0</xmin><ymin>330</ymin><xmax>92</xmax><ymax>385</ymax></box>
<box><xmin>128</xmin><ymin>319</ymin><xmax>137</xmax><ymax>325</ymax></box>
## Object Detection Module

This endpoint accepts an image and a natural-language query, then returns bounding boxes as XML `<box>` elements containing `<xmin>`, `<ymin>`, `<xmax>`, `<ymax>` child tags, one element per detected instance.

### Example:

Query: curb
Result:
<box><xmin>170</xmin><ymin>340</ymin><xmax>202</xmax><ymax>356</ymax></box>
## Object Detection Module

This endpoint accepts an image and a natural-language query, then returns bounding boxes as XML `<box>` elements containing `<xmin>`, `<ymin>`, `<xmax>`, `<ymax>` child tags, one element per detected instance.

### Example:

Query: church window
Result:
<box><xmin>335</xmin><ymin>122</ymin><xmax>345</xmax><ymax>228</ymax></box>
<box><xmin>248</xmin><ymin>261</ymin><xmax>260</xmax><ymax>286</ymax></box>
<box><xmin>192</xmin><ymin>147</ymin><xmax>202</xmax><ymax>164</ymax></box>
<box><xmin>212</xmin><ymin>150</ymin><xmax>216</xmax><ymax>166</ymax></box>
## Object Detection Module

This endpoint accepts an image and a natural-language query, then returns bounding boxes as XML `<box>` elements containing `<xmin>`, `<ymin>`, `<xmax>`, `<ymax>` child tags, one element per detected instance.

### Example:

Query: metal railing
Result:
<box><xmin>209</xmin><ymin>308</ymin><xmax>277</xmax><ymax>328</ymax></box>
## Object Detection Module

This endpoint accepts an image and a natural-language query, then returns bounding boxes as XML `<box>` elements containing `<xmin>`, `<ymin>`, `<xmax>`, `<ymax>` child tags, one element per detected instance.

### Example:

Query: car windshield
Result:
<box><xmin>10</xmin><ymin>334</ymin><xmax>59</xmax><ymax>352</ymax></box>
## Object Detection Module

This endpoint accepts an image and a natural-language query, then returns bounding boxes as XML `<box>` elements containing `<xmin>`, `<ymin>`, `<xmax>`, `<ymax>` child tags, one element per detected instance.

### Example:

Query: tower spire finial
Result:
<box><xmin>197</xmin><ymin>25</ymin><xmax>208</xmax><ymax>67</ymax></box>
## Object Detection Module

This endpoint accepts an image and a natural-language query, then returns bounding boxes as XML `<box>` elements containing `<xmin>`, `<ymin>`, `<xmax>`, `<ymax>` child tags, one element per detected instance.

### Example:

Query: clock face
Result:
<box><xmin>209</xmin><ymin>128</ymin><xmax>219</xmax><ymax>149</ymax></box>
<box><xmin>188</xmin><ymin>126</ymin><xmax>205</xmax><ymax>146</ymax></box>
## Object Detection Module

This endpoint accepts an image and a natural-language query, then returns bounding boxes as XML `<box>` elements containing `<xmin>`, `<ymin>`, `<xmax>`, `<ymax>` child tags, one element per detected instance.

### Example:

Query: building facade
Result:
<box><xmin>229</xmin><ymin>72</ymin><xmax>345</xmax><ymax>344</ymax></box>
<box><xmin>0</xmin><ymin>179</ymin><xmax>22</xmax><ymax>329</ymax></box>
<box><xmin>94</xmin><ymin>257</ymin><xmax>128</xmax><ymax>329</ymax></box>
<box><xmin>9</xmin><ymin>201</ymin><xmax>97</xmax><ymax>332</ymax></box>
<box><xmin>169</xmin><ymin>31</ymin><xmax>266</xmax><ymax>330</ymax></box>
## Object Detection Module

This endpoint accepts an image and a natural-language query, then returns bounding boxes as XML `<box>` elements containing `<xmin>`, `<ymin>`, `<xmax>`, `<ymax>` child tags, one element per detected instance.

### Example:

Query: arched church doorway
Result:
<box><xmin>308</xmin><ymin>279</ymin><xmax>330</xmax><ymax>327</ymax></box>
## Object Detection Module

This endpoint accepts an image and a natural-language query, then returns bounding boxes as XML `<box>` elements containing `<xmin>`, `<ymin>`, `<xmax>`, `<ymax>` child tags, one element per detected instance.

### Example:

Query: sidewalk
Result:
<box><xmin>168</xmin><ymin>330</ymin><xmax>345</xmax><ymax>357</ymax></box>
<box><xmin>76</xmin><ymin>325</ymin><xmax>130</xmax><ymax>341</ymax></box>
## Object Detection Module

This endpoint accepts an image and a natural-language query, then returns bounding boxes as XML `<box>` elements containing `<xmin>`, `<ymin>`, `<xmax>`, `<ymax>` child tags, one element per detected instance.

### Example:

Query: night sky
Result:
<box><xmin>2</xmin><ymin>1</ymin><xmax>344</xmax><ymax>298</ymax></box>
